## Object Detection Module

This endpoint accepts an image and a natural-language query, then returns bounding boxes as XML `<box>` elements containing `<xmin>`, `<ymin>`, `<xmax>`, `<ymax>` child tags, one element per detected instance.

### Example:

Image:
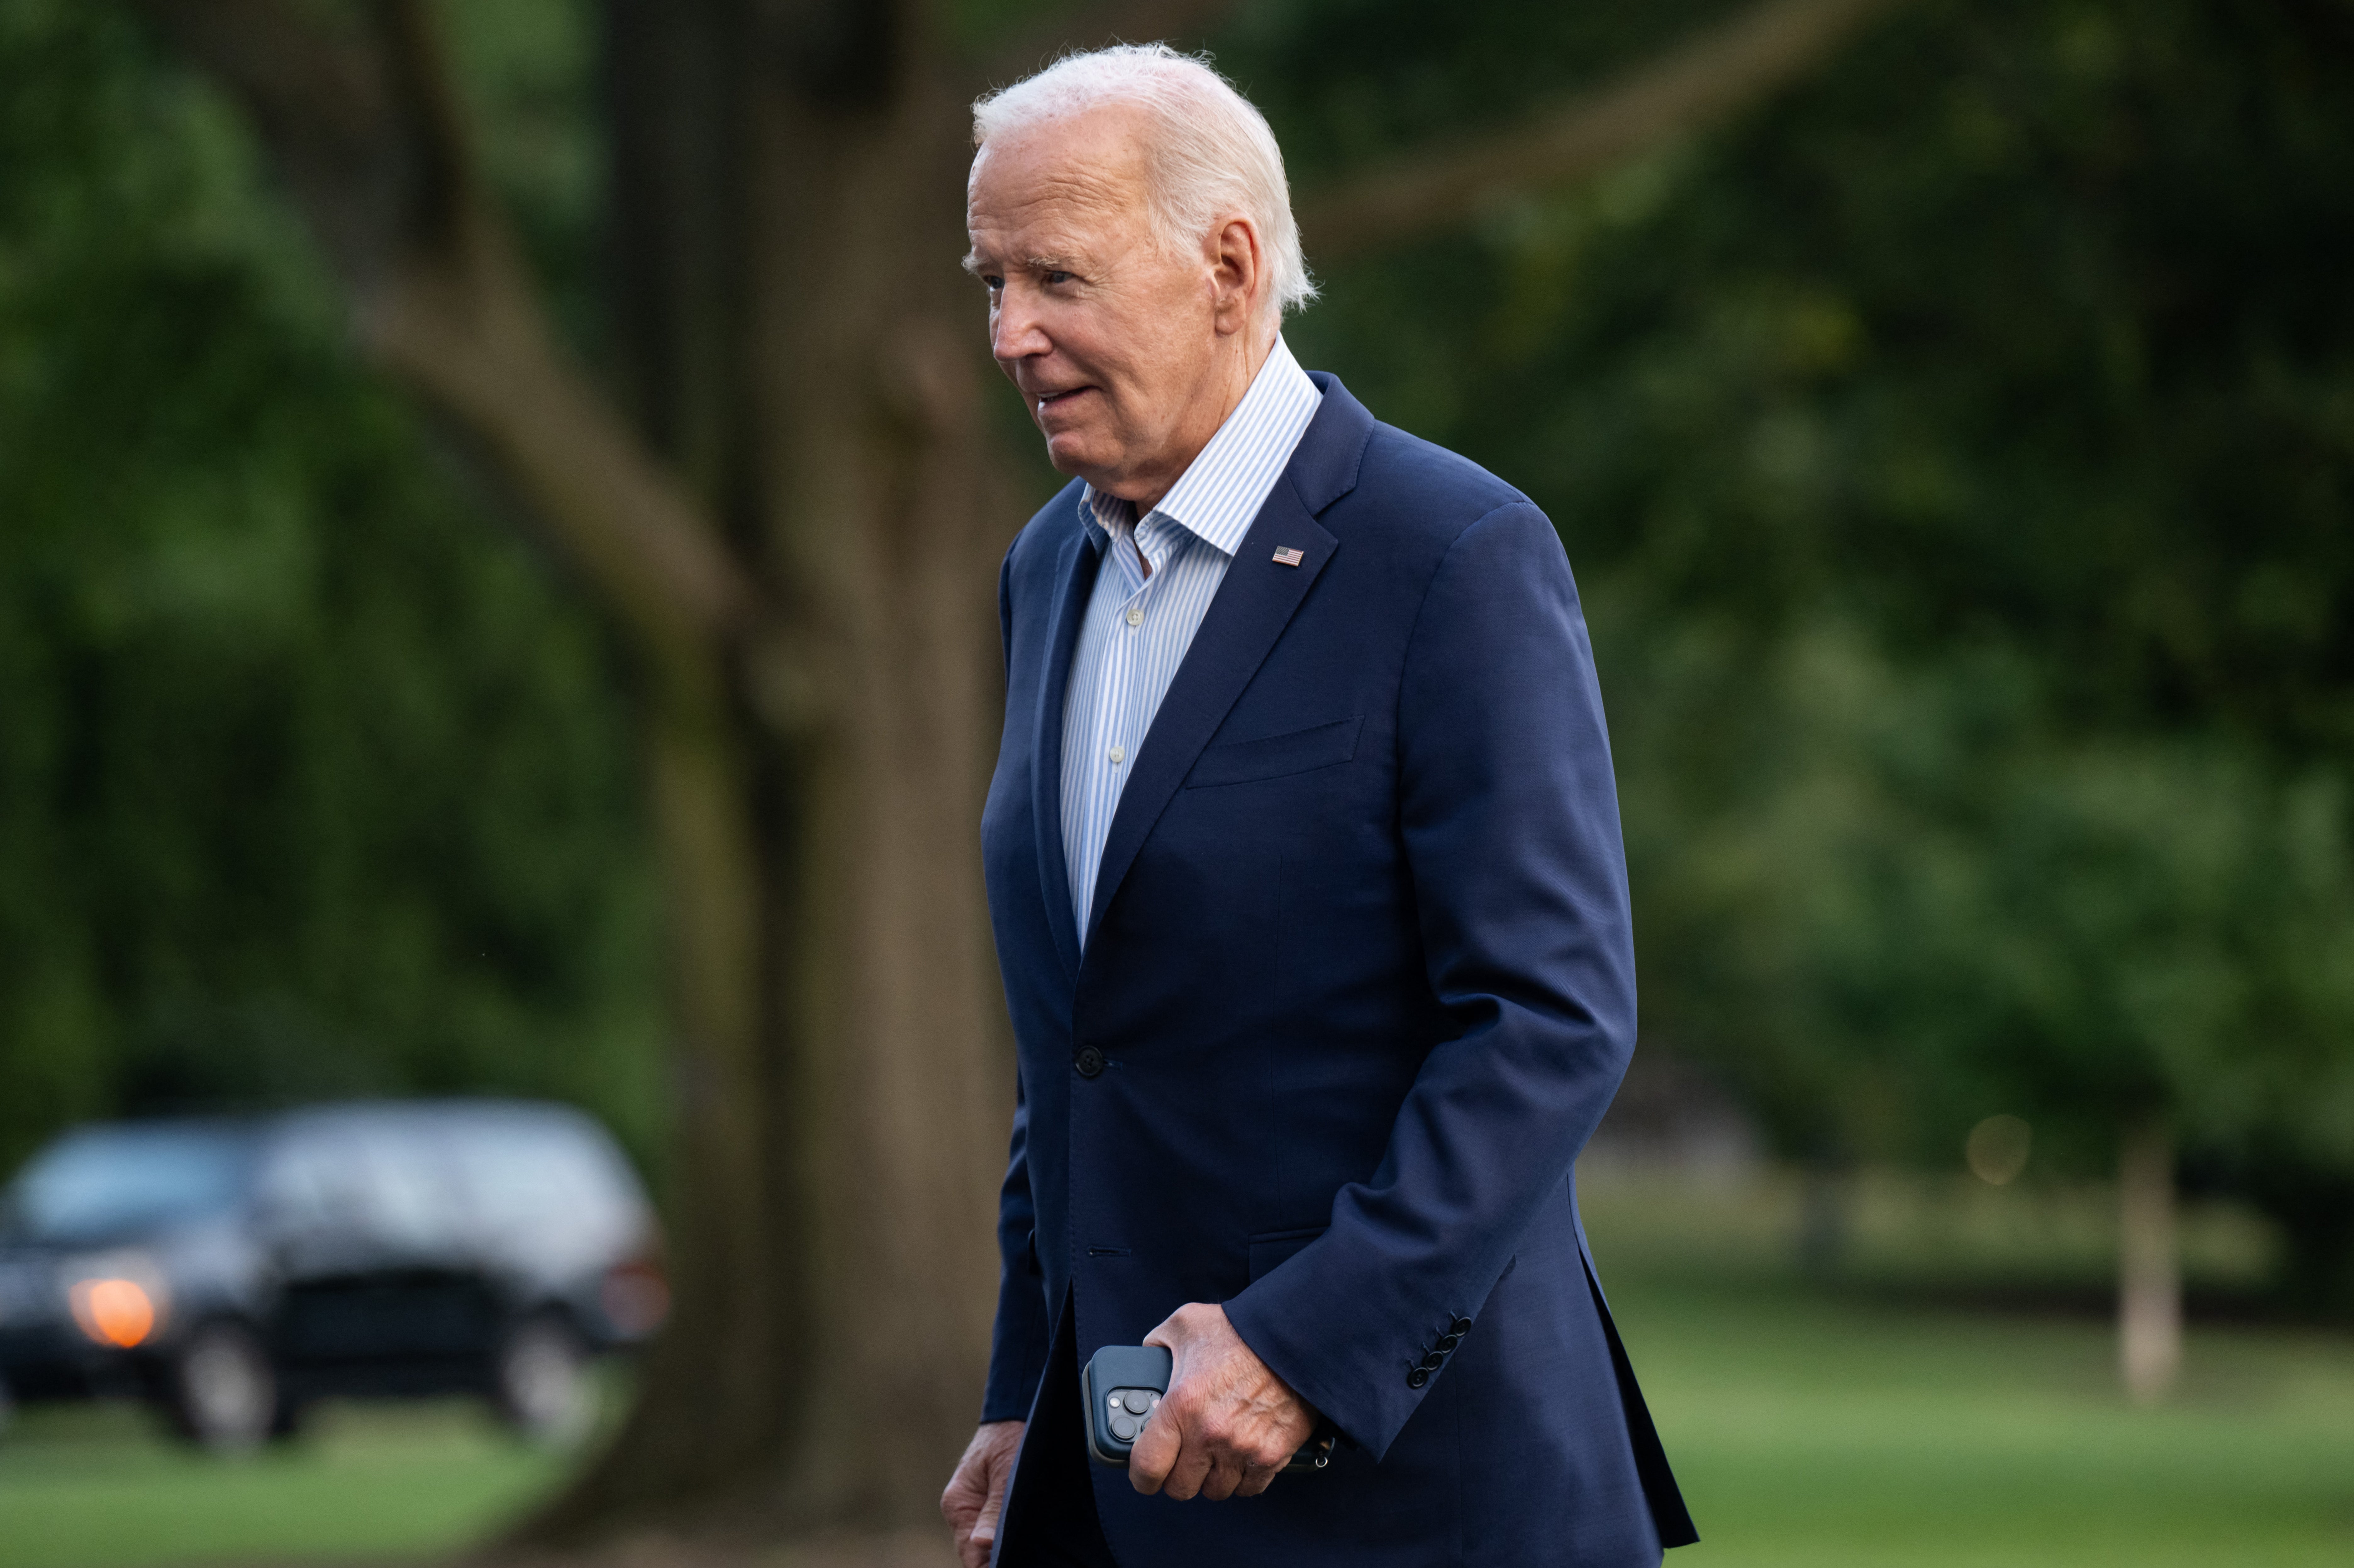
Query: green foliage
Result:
<box><xmin>1262</xmin><ymin>0</ymin><xmax>2354</xmax><ymax>1184</ymax></box>
<box><xmin>1612</xmin><ymin>632</ymin><xmax>2354</xmax><ymax>1169</ymax></box>
<box><xmin>436</xmin><ymin>0</ymin><xmax>606</xmax><ymax>363</ymax></box>
<box><xmin>0</xmin><ymin>1</ymin><xmax>661</xmax><ymax>1174</ymax></box>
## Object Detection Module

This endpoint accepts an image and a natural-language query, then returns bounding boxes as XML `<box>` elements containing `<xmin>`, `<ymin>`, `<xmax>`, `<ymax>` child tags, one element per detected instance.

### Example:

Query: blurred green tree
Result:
<box><xmin>0</xmin><ymin>3</ymin><xmax>662</xmax><ymax>1171</ymax></box>
<box><xmin>1269</xmin><ymin>0</ymin><xmax>2354</xmax><ymax>1356</ymax></box>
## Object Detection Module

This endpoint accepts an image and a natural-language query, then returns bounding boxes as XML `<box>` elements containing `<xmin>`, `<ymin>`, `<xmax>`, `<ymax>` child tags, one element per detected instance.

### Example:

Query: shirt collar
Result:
<box><xmin>1079</xmin><ymin>335</ymin><xmax>1323</xmax><ymax>557</ymax></box>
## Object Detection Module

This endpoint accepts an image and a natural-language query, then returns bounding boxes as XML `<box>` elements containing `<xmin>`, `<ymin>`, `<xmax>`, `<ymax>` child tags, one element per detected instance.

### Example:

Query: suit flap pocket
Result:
<box><xmin>1185</xmin><ymin>716</ymin><xmax>1364</xmax><ymax>790</ymax></box>
<box><xmin>1246</xmin><ymin>1225</ymin><xmax>1328</xmax><ymax>1281</ymax></box>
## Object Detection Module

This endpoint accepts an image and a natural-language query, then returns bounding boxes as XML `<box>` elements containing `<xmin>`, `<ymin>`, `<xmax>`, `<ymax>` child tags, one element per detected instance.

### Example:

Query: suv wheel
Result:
<box><xmin>169</xmin><ymin>1321</ymin><xmax>277</xmax><ymax>1454</ymax></box>
<box><xmin>494</xmin><ymin>1316</ymin><xmax>593</xmax><ymax>1446</ymax></box>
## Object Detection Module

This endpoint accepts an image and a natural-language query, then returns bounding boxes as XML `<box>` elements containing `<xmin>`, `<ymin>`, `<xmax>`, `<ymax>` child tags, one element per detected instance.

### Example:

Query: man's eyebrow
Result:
<box><xmin>960</xmin><ymin>251</ymin><xmax>1081</xmax><ymax>277</ymax></box>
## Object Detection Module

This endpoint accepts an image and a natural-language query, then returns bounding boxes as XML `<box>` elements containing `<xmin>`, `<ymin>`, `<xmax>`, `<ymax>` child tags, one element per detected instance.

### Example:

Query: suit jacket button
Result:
<box><xmin>1074</xmin><ymin>1046</ymin><xmax>1106</xmax><ymax>1078</ymax></box>
<box><xmin>1406</xmin><ymin>1366</ymin><xmax>1429</xmax><ymax>1389</ymax></box>
<box><xmin>1420</xmin><ymin>1350</ymin><xmax>1446</xmax><ymax>1372</ymax></box>
<box><xmin>1450</xmin><ymin>1317</ymin><xmax>1474</xmax><ymax>1337</ymax></box>
<box><xmin>1435</xmin><ymin>1334</ymin><xmax>1460</xmax><ymax>1353</ymax></box>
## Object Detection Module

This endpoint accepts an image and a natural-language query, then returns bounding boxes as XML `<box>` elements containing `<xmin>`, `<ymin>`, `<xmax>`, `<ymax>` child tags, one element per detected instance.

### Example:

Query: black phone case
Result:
<box><xmin>1080</xmin><ymin>1344</ymin><xmax>1336</xmax><ymax>1471</ymax></box>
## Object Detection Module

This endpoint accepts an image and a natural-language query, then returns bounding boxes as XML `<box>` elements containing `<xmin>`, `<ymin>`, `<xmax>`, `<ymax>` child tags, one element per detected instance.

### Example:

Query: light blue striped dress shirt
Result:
<box><xmin>1061</xmin><ymin>336</ymin><xmax>1324</xmax><ymax>945</ymax></box>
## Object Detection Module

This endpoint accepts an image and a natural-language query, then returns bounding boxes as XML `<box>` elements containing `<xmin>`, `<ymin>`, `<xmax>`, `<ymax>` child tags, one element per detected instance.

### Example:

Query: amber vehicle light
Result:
<box><xmin>69</xmin><ymin>1278</ymin><xmax>158</xmax><ymax>1348</ymax></box>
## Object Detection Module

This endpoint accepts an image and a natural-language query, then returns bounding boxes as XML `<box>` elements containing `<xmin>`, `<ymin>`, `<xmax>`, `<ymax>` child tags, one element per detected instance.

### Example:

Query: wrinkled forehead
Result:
<box><xmin>967</xmin><ymin>104</ymin><xmax>1156</xmax><ymax>243</ymax></box>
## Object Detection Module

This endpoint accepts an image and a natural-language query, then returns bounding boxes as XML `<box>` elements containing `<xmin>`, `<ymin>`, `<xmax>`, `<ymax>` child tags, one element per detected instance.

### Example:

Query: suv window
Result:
<box><xmin>258</xmin><ymin>1116</ymin><xmax>466</xmax><ymax>1257</ymax></box>
<box><xmin>446</xmin><ymin>1115</ymin><xmax>636</xmax><ymax>1262</ymax></box>
<box><xmin>1</xmin><ymin>1125</ymin><xmax>256</xmax><ymax>1244</ymax></box>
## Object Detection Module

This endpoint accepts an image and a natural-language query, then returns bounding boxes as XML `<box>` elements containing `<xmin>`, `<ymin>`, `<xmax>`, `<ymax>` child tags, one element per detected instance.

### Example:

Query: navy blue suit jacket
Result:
<box><xmin>980</xmin><ymin>374</ymin><xmax>1695</xmax><ymax>1566</ymax></box>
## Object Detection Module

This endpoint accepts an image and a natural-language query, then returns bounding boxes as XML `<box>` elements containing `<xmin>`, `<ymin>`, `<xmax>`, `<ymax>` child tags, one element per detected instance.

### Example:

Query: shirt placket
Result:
<box><xmin>1108</xmin><ymin>515</ymin><xmax>1175</xmax><ymax>779</ymax></box>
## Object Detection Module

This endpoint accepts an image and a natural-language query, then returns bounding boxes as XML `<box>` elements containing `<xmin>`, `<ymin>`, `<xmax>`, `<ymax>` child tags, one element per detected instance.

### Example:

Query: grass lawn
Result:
<box><xmin>0</xmin><ymin>1177</ymin><xmax>2348</xmax><ymax>1568</ymax></box>
<box><xmin>1617</xmin><ymin>1277</ymin><xmax>2354</xmax><ymax>1567</ymax></box>
<box><xmin>0</xmin><ymin>1399</ymin><xmax>563</xmax><ymax>1568</ymax></box>
<box><xmin>1586</xmin><ymin>1173</ymin><xmax>2354</xmax><ymax>1568</ymax></box>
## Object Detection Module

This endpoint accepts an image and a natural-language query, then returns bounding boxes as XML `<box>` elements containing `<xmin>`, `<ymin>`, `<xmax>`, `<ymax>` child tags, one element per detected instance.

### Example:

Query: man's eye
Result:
<box><xmin>1044</xmin><ymin>270</ymin><xmax>1074</xmax><ymax>286</ymax></box>
<box><xmin>981</xmin><ymin>275</ymin><xmax>1004</xmax><ymax>291</ymax></box>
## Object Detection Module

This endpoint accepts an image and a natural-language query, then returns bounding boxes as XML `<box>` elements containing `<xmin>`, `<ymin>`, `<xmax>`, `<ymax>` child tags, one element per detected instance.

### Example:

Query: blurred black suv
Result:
<box><xmin>0</xmin><ymin>1100</ymin><xmax>665</xmax><ymax>1451</ymax></box>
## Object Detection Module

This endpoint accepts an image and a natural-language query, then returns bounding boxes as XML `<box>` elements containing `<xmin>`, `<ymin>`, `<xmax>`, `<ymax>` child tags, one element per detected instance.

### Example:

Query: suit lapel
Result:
<box><xmin>1082</xmin><ymin>480</ymin><xmax>1338</xmax><ymax>946</ymax></box>
<box><xmin>1033</xmin><ymin>522</ymin><xmax>1100</xmax><ymax>983</ymax></box>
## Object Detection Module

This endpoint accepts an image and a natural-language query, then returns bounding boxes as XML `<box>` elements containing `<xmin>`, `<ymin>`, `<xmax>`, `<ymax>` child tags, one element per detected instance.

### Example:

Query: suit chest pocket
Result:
<box><xmin>1184</xmin><ymin>716</ymin><xmax>1364</xmax><ymax>790</ymax></box>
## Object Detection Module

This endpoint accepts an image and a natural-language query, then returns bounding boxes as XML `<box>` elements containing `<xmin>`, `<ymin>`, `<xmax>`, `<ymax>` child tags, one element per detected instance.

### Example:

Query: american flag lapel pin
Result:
<box><xmin>1272</xmin><ymin>546</ymin><xmax>1305</xmax><ymax>567</ymax></box>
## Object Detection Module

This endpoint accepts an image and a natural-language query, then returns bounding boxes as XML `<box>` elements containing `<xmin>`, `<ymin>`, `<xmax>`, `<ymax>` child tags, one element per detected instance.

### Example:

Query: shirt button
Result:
<box><xmin>1108</xmin><ymin>746</ymin><xmax>1126</xmax><ymax>764</ymax></box>
<box><xmin>1126</xmin><ymin>607</ymin><xmax>1143</xmax><ymax>627</ymax></box>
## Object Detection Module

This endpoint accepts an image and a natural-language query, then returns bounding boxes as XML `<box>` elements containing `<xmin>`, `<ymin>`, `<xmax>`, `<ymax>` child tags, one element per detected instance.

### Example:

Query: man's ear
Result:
<box><xmin>1208</xmin><ymin>216</ymin><xmax>1264</xmax><ymax>337</ymax></box>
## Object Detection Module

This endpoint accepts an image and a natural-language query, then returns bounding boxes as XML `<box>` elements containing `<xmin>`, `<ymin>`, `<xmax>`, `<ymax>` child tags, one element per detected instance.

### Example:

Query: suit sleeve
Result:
<box><xmin>1222</xmin><ymin>501</ymin><xmax>1638</xmax><ymax>1459</ymax></box>
<box><xmin>982</xmin><ymin>1069</ymin><xmax>1050</xmax><ymax>1421</ymax></box>
<box><xmin>981</xmin><ymin>537</ymin><xmax>1051</xmax><ymax>1423</ymax></box>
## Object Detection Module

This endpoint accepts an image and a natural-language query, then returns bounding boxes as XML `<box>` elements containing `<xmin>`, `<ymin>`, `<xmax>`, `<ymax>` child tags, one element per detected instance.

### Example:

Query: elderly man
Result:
<box><xmin>942</xmin><ymin>44</ymin><xmax>1695</xmax><ymax>1568</ymax></box>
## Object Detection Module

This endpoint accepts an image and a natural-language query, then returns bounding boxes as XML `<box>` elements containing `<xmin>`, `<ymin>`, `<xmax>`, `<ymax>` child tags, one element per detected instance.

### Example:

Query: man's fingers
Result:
<box><xmin>945</xmin><ymin>1483</ymin><xmax>986</xmax><ymax>1568</ymax></box>
<box><xmin>1132</xmin><ymin>1307</ymin><xmax>1314</xmax><ymax>1504</ymax></box>
<box><xmin>944</xmin><ymin>1420</ymin><xmax>1021</xmax><ymax>1565</ymax></box>
<box><xmin>1136</xmin><ymin>1423</ymin><xmax>1290</xmax><ymax>1503</ymax></box>
<box><xmin>1235</xmin><ymin>1456</ymin><xmax>1284</xmax><ymax>1498</ymax></box>
<box><xmin>1161</xmin><ymin>1434</ymin><xmax>1216</xmax><ymax>1502</ymax></box>
<box><xmin>982</xmin><ymin>1448</ymin><xmax>1011</xmax><ymax>1522</ymax></box>
<box><xmin>1127</xmin><ymin>1403</ymin><xmax>1181</xmax><ymax>1494</ymax></box>
<box><xmin>944</xmin><ymin>1476</ymin><xmax>986</xmax><ymax>1568</ymax></box>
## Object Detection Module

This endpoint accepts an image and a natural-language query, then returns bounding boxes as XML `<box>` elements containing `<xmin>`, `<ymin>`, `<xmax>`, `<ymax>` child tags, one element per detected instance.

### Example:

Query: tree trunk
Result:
<box><xmin>527</xmin><ymin>4</ymin><xmax>1017</xmax><ymax>1539</ymax></box>
<box><xmin>1795</xmin><ymin>1158</ymin><xmax>1849</xmax><ymax>1279</ymax></box>
<box><xmin>2117</xmin><ymin>1116</ymin><xmax>2181</xmax><ymax>1405</ymax></box>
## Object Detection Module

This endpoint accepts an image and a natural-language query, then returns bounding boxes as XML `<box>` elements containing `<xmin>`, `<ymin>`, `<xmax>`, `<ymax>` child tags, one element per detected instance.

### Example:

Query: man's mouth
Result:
<box><xmin>1034</xmin><ymin>386</ymin><xmax>1092</xmax><ymax>412</ymax></box>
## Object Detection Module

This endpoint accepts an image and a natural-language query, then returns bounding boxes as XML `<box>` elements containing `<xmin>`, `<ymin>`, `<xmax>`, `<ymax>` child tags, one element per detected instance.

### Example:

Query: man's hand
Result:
<box><xmin>942</xmin><ymin>1419</ymin><xmax>1024</xmax><ymax>1568</ymax></box>
<box><xmin>1130</xmin><ymin>1302</ymin><xmax>1317</xmax><ymax>1501</ymax></box>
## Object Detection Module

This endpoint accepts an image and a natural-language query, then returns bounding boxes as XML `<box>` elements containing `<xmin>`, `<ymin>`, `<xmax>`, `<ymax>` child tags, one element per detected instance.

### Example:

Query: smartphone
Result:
<box><xmin>1081</xmin><ymin>1344</ymin><xmax>1335</xmax><ymax>1471</ymax></box>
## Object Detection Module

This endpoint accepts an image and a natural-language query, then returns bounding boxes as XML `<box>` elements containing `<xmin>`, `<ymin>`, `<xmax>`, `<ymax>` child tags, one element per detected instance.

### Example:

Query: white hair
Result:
<box><xmin>972</xmin><ymin>44</ymin><xmax>1316</xmax><ymax>324</ymax></box>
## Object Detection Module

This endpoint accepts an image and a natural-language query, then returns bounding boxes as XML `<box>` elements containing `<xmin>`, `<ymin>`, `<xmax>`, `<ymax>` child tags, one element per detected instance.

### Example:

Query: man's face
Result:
<box><xmin>966</xmin><ymin>107</ymin><xmax>1223</xmax><ymax>501</ymax></box>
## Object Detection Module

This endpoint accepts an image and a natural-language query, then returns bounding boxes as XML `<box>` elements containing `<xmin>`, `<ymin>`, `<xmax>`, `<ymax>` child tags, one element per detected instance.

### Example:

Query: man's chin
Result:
<box><xmin>1043</xmin><ymin>430</ymin><xmax>1112</xmax><ymax>479</ymax></box>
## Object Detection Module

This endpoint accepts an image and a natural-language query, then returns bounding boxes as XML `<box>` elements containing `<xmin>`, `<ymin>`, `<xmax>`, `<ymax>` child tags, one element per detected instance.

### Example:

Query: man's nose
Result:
<box><xmin>990</xmin><ymin>288</ymin><xmax>1050</xmax><ymax>366</ymax></box>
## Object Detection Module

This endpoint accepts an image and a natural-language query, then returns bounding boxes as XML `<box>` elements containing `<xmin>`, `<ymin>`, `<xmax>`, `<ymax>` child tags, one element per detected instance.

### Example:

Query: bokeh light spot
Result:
<box><xmin>1966</xmin><ymin>1114</ymin><xmax>2033</xmax><ymax>1186</ymax></box>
